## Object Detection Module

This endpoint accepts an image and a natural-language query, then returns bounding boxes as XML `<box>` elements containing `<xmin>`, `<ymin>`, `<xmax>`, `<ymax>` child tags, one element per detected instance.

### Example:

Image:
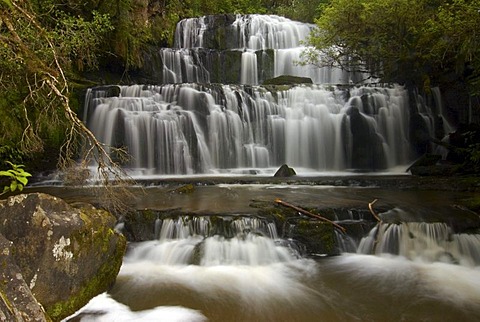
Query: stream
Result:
<box><xmin>31</xmin><ymin>177</ymin><xmax>479</xmax><ymax>322</ymax></box>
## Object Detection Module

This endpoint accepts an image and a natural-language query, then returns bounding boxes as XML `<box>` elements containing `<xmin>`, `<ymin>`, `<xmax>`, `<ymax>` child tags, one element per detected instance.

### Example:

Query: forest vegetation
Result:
<box><xmin>0</xmin><ymin>0</ymin><xmax>479</xmax><ymax>174</ymax></box>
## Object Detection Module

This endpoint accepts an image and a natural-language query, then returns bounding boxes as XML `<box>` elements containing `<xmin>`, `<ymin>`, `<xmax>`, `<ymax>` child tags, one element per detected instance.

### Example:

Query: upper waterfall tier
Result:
<box><xmin>174</xmin><ymin>14</ymin><xmax>314</xmax><ymax>50</ymax></box>
<box><xmin>142</xmin><ymin>15</ymin><xmax>365</xmax><ymax>85</ymax></box>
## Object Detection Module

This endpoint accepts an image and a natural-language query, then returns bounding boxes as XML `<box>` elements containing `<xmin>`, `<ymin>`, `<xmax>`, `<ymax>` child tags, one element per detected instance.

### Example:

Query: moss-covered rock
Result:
<box><xmin>251</xmin><ymin>200</ymin><xmax>339</xmax><ymax>256</ymax></box>
<box><xmin>0</xmin><ymin>193</ymin><xmax>126</xmax><ymax>321</ymax></box>
<box><xmin>289</xmin><ymin>220</ymin><xmax>337</xmax><ymax>256</ymax></box>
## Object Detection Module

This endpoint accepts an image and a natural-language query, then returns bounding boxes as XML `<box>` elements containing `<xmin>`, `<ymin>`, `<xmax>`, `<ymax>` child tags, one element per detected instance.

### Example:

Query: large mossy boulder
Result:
<box><xmin>0</xmin><ymin>193</ymin><xmax>126</xmax><ymax>321</ymax></box>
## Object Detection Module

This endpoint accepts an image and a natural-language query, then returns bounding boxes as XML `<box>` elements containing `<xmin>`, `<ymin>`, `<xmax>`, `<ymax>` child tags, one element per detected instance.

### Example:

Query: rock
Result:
<box><xmin>0</xmin><ymin>234</ymin><xmax>50</xmax><ymax>322</ymax></box>
<box><xmin>170</xmin><ymin>184</ymin><xmax>196</xmax><ymax>194</ymax></box>
<box><xmin>288</xmin><ymin>220</ymin><xmax>338</xmax><ymax>256</ymax></box>
<box><xmin>0</xmin><ymin>193</ymin><xmax>126</xmax><ymax>321</ymax></box>
<box><xmin>273</xmin><ymin>164</ymin><xmax>296</xmax><ymax>177</ymax></box>
<box><xmin>262</xmin><ymin>75</ymin><xmax>313</xmax><ymax>85</ymax></box>
<box><xmin>348</xmin><ymin>106</ymin><xmax>387</xmax><ymax>170</ymax></box>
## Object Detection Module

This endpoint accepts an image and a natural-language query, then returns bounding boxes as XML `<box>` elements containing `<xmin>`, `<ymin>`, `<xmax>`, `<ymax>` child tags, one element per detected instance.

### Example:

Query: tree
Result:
<box><xmin>303</xmin><ymin>0</ymin><xmax>480</xmax><ymax>94</ymax></box>
<box><xmin>424</xmin><ymin>0</ymin><xmax>480</xmax><ymax>95</ymax></box>
<box><xmin>0</xmin><ymin>0</ymin><xmax>130</xmax><ymax>210</ymax></box>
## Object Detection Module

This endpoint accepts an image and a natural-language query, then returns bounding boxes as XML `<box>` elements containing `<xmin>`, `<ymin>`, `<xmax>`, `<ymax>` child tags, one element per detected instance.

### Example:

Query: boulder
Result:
<box><xmin>0</xmin><ymin>193</ymin><xmax>126</xmax><ymax>321</ymax></box>
<box><xmin>262</xmin><ymin>75</ymin><xmax>313</xmax><ymax>85</ymax></box>
<box><xmin>273</xmin><ymin>164</ymin><xmax>296</xmax><ymax>177</ymax></box>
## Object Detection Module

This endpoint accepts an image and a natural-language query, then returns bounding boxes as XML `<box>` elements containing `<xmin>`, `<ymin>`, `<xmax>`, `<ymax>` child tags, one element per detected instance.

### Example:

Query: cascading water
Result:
<box><xmin>66</xmin><ymin>212</ymin><xmax>480</xmax><ymax>321</ymax></box>
<box><xmin>82</xmin><ymin>14</ymin><xmax>420</xmax><ymax>176</ymax></box>
<box><xmin>84</xmin><ymin>83</ymin><xmax>411</xmax><ymax>175</ymax></box>
<box><xmin>357</xmin><ymin>221</ymin><xmax>480</xmax><ymax>267</ymax></box>
<box><xmin>150</xmin><ymin>14</ymin><xmax>357</xmax><ymax>85</ymax></box>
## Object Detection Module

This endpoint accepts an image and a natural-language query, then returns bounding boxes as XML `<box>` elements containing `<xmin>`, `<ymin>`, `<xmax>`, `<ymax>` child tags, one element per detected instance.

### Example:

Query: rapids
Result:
<box><xmin>65</xmin><ymin>207</ymin><xmax>480</xmax><ymax>322</ymax></box>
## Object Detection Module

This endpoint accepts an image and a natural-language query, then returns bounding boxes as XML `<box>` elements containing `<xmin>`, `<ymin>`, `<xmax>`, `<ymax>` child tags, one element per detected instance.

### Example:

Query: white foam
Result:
<box><xmin>63</xmin><ymin>293</ymin><xmax>207</xmax><ymax>322</ymax></box>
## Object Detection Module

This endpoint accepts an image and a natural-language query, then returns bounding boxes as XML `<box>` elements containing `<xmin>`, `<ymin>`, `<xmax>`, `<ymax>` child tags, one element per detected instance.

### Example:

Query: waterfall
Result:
<box><xmin>81</xmin><ymin>14</ymin><xmax>428</xmax><ymax>175</ymax></box>
<box><xmin>84</xmin><ymin>83</ymin><xmax>412</xmax><ymax>175</ymax></box>
<box><xmin>357</xmin><ymin>222</ymin><xmax>480</xmax><ymax>267</ymax></box>
<box><xmin>144</xmin><ymin>14</ymin><xmax>362</xmax><ymax>85</ymax></box>
<box><xmin>125</xmin><ymin>216</ymin><xmax>299</xmax><ymax>266</ymax></box>
<box><xmin>67</xmin><ymin>210</ymin><xmax>480</xmax><ymax>321</ymax></box>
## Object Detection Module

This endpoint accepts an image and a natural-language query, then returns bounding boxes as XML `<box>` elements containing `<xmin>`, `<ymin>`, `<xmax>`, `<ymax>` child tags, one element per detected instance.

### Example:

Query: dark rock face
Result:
<box><xmin>0</xmin><ymin>193</ymin><xmax>126</xmax><ymax>321</ymax></box>
<box><xmin>348</xmin><ymin>106</ymin><xmax>387</xmax><ymax>170</ymax></box>
<box><xmin>409</xmin><ymin>113</ymin><xmax>432</xmax><ymax>156</ymax></box>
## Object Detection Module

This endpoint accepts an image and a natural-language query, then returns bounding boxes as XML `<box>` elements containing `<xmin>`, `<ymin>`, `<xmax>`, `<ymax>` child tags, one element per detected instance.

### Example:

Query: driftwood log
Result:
<box><xmin>275</xmin><ymin>199</ymin><xmax>347</xmax><ymax>233</ymax></box>
<box><xmin>368</xmin><ymin>199</ymin><xmax>381</xmax><ymax>222</ymax></box>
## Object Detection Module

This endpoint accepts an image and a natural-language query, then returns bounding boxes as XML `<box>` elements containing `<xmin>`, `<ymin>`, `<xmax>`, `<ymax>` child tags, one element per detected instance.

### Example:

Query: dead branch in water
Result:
<box><xmin>368</xmin><ymin>199</ymin><xmax>381</xmax><ymax>222</ymax></box>
<box><xmin>275</xmin><ymin>199</ymin><xmax>347</xmax><ymax>233</ymax></box>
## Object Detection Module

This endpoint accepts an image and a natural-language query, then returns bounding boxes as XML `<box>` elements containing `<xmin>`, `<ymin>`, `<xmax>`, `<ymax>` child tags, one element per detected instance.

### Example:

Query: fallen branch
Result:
<box><xmin>368</xmin><ymin>199</ymin><xmax>381</xmax><ymax>222</ymax></box>
<box><xmin>275</xmin><ymin>199</ymin><xmax>346</xmax><ymax>233</ymax></box>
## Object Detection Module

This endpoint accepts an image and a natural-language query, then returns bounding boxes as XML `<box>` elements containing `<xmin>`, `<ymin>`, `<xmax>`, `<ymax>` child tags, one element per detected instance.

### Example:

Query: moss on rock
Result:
<box><xmin>0</xmin><ymin>193</ymin><xmax>126</xmax><ymax>322</ymax></box>
<box><xmin>290</xmin><ymin>220</ymin><xmax>337</xmax><ymax>256</ymax></box>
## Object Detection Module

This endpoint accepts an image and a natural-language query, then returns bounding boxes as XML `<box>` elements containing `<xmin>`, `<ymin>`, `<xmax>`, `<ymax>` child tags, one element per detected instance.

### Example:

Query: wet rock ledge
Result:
<box><xmin>0</xmin><ymin>193</ymin><xmax>126</xmax><ymax>322</ymax></box>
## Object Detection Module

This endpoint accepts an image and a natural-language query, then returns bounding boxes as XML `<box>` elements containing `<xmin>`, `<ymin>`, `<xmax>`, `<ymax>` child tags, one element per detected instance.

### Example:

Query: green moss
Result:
<box><xmin>293</xmin><ymin>220</ymin><xmax>336</xmax><ymax>255</ymax></box>
<box><xmin>170</xmin><ymin>184</ymin><xmax>195</xmax><ymax>194</ymax></box>
<box><xmin>46</xmin><ymin>208</ymin><xmax>126</xmax><ymax>321</ymax></box>
<box><xmin>46</xmin><ymin>230</ymin><xmax>126</xmax><ymax>321</ymax></box>
<box><xmin>46</xmin><ymin>237</ymin><xmax>125</xmax><ymax>321</ymax></box>
<box><xmin>457</xmin><ymin>195</ymin><xmax>480</xmax><ymax>213</ymax></box>
<box><xmin>141</xmin><ymin>209</ymin><xmax>158</xmax><ymax>221</ymax></box>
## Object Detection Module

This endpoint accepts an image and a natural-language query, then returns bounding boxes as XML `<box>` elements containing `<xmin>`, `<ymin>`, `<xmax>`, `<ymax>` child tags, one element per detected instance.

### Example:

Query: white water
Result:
<box><xmin>84</xmin><ymin>84</ymin><xmax>411</xmax><ymax>176</ymax></box>
<box><xmin>82</xmin><ymin>14</ymin><xmax>454</xmax><ymax>177</ymax></box>
<box><xmin>155</xmin><ymin>14</ymin><xmax>358</xmax><ymax>85</ymax></box>
<box><xmin>66</xmin><ymin>216</ymin><xmax>480</xmax><ymax>322</ymax></box>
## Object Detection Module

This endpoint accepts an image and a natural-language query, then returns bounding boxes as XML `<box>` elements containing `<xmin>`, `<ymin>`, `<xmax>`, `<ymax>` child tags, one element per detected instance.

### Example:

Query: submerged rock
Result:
<box><xmin>0</xmin><ymin>193</ymin><xmax>126</xmax><ymax>321</ymax></box>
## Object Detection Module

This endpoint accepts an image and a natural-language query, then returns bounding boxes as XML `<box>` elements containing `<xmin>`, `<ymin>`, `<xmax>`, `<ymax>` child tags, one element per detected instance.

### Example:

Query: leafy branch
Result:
<box><xmin>0</xmin><ymin>161</ymin><xmax>32</xmax><ymax>195</ymax></box>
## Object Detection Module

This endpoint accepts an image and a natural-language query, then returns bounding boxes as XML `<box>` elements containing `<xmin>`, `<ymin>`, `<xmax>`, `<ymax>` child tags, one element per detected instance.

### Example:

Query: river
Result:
<box><xmin>30</xmin><ymin>175</ymin><xmax>479</xmax><ymax>322</ymax></box>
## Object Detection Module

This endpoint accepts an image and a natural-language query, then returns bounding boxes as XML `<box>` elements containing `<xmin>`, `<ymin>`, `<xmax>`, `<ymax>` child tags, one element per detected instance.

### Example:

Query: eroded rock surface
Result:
<box><xmin>0</xmin><ymin>193</ymin><xmax>126</xmax><ymax>321</ymax></box>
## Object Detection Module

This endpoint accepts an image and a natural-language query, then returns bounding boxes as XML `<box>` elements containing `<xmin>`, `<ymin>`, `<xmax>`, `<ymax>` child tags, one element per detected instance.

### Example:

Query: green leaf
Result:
<box><xmin>17</xmin><ymin>170</ymin><xmax>32</xmax><ymax>177</ymax></box>
<box><xmin>3</xmin><ymin>186</ymin><xmax>10</xmax><ymax>193</ymax></box>
<box><xmin>10</xmin><ymin>181</ymin><xmax>17</xmax><ymax>192</ymax></box>
<box><xmin>17</xmin><ymin>176</ymin><xmax>28</xmax><ymax>185</ymax></box>
<box><xmin>0</xmin><ymin>171</ymin><xmax>15</xmax><ymax>178</ymax></box>
<box><xmin>18</xmin><ymin>184</ymin><xmax>24</xmax><ymax>192</ymax></box>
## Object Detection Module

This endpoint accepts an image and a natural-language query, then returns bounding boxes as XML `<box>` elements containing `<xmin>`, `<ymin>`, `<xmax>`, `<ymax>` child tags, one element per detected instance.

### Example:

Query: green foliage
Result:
<box><xmin>424</xmin><ymin>0</ymin><xmax>480</xmax><ymax>95</ymax></box>
<box><xmin>0</xmin><ymin>0</ymin><xmax>12</xmax><ymax>8</ymax></box>
<box><xmin>0</xmin><ymin>161</ymin><xmax>32</xmax><ymax>195</ymax></box>
<box><xmin>275</xmin><ymin>0</ymin><xmax>328</xmax><ymax>23</ymax></box>
<box><xmin>304</xmin><ymin>0</ymin><xmax>480</xmax><ymax>93</ymax></box>
<box><xmin>53</xmin><ymin>10</ymin><xmax>114</xmax><ymax>71</ymax></box>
